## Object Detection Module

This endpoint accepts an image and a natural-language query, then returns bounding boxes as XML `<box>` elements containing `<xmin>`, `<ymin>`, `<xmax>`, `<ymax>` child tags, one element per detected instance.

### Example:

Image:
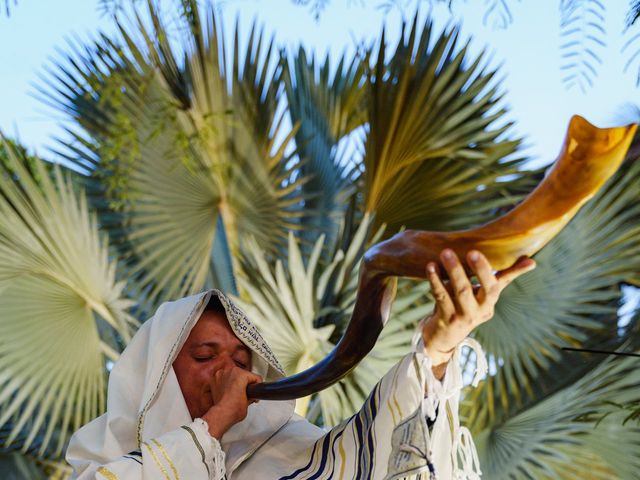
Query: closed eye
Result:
<box><xmin>194</xmin><ymin>356</ymin><xmax>213</xmax><ymax>362</ymax></box>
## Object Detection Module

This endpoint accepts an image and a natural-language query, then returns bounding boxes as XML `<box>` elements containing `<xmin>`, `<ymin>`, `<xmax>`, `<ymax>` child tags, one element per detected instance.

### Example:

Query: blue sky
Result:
<box><xmin>0</xmin><ymin>0</ymin><xmax>637</xmax><ymax>166</ymax></box>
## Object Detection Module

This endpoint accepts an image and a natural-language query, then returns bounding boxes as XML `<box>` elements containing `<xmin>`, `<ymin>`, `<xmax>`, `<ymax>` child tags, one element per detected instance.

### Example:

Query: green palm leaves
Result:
<box><xmin>364</xmin><ymin>18</ymin><xmax>527</xmax><ymax>234</ymax></box>
<box><xmin>47</xmin><ymin>1</ymin><xmax>305</xmax><ymax>307</ymax></box>
<box><xmin>472</xmin><ymin>352</ymin><xmax>640</xmax><ymax>479</ymax></box>
<box><xmin>234</xmin><ymin>216</ymin><xmax>431</xmax><ymax>424</ymax></box>
<box><xmin>0</xmin><ymin>452</ymin><xmax>47</xmax><ymax>479</ymax></box>
<box><xmin>0</xmin><ymin>143</ymin><xmax>134</xmax><ymax>456</ymax></box>
<box><xmin>283</xmin><ymin>48</ymin><xmax>367</xmax><ymax>249</ymax></box>
<box><xmin>464</xmin><ymin>157</ymin><xmax>640</xmax><ymax>477</ymax></box>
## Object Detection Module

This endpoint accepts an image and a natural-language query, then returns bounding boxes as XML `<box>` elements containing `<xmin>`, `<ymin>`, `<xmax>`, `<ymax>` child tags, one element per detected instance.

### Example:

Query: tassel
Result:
<box><xmin>459</xmin><ymin>338</ymin><xmax>488</xmax><ymax>387</ymax></box>
<box><xmin>453</xmin><ymin>427</ymin><xmax>482</xmax><ymax>479</ymax></box>
<box><xmin>413</xmin><ymin>329</ymin><xmax>487</xmax><ymax>479</ymax></box>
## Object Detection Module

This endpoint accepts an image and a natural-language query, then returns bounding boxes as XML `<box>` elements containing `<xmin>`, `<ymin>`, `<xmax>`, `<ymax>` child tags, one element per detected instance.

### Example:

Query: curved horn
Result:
<box><xmin>247</xmin><ymin>115</ymin><xmax>637</xmax><ymax>401</ymax></box>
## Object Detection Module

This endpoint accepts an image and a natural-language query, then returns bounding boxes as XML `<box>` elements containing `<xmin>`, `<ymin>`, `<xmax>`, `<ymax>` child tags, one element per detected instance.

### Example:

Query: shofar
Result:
<box><xmin>247</xmin><ymin>115</ymin><xmax>637</xmax><ymax>401</ymax></box>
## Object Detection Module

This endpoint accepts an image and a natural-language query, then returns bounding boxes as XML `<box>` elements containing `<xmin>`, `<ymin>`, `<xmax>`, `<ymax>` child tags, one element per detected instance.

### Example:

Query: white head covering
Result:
<box><xmin>67</xmin><ymin>289</ymin><xmax>295</xmax><ymax>474</ymax></box>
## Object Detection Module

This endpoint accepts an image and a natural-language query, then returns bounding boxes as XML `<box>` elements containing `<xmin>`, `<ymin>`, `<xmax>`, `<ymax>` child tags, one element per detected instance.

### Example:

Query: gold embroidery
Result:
<box><xmin>445</xmin><ymin>401</ymin><xmax>455</xmax><ymax>437</ymax></box>
<box><xmin>143</xmin><ymin>441</ymin><xmax>172</xmax><ymax>480</ymax></box>
<box><xmin>218</xmin><ymin>290</ymin><xmax>285</xmax><ymax>374</ymax></box>
<box><xmin>387</xmin><ymin>362</ymin><xmax>403</xmax><ymax>422</ymax></box>
<box><xmin>387</xmin><ymin>399</ymin><xmax>398</xmax><ymax>425</ymax></box>
<box><xmin>338</xmin><ymin>434</ymin><xmax>347</xmax><ymax>479</ymax></box>
<box><xmin>97</xmin><ymin>467</ymin><xmax>118</xmax><ymax>480</ymax></box>
<box><xmin>181</xmin><ymin>425</ymin><xmax>210</xmax><ymax>476</ymax></box>
<box><xmin>152</xmin><ymin>439</ymin><xmax>179</xmax><ymax>480</ymax></box>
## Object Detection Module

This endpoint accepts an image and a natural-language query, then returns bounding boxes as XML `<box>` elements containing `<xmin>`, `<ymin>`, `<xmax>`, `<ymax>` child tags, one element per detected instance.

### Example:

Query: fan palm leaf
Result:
<box><xmin>0</xmin><ymin>142</ymin><xmax>134</xmax><ymax>455</ymax></box>
<box><xmin>363</xmin><ymin>16</ymin><xmax>530</xmax><ymax>235</ymax></box>
<box><xmin>465</xmin><ymin>154</ymin><xmax>640</xmax><ymax>429</ymax></box>
<box><xmin>471</xmin><ymin>342</ymin><xmax>640</xmax><ymax>479</ymax></box>
<box><xmin>456</xmin><ymin>149</ymin><xmax>640</xmax><ymax>477</ymax></box>
<box><xmin>0</xmin><ymin>452</ymin><xmax>46</xmax><ymax>479</ymax></box>
<box><xmin>42</xmin><ymin>0</ymin><xmax>306</xmax><ymax>309</ymax></box>
<box><xmin>283</xmin><ymin>48</ymin><xmax>367</xmax><ymax>251</ymax></box>
<box><xmin>234</xmin><ymin>215</ymin><xmax>431</xmax><ymax>425</ymax></box>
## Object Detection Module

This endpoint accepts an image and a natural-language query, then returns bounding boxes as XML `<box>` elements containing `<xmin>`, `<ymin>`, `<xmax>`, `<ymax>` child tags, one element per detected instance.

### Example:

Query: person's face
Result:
<box><xmin>173</xmin><ymin>310</ymin><xmax>252</xmax><ymax>419</ymax></box>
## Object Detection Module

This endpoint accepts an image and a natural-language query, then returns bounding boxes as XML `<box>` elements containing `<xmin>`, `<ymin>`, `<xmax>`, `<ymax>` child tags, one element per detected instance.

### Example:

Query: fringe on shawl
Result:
<box><xmin>411</xmin><ymin>328</ymin><xmax>487</xmax><ymax>480</ymax></box>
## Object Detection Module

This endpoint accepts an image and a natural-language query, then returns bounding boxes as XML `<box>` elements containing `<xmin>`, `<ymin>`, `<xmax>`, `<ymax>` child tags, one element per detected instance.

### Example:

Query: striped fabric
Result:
<box><xmin>269</xmin><ymin>352</ymin><xmax>448</xmax><ymax>480</ymax></box>
<box><xmin>280</xmin><ymin>384</ymin><xmax>382</xmax><ymax>480</ymax></box>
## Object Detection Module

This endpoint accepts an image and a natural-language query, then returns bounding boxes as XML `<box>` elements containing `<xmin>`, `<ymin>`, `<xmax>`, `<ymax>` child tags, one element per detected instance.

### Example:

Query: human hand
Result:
<box><xmin>421</xmin><ymin>249</ymin><xmax>536</xmax><ymax>379</ymax></box>
<box><xmin>201</xmin><ymin>366</ymin><xmax>262</xmax><ymax>439</ymax></box>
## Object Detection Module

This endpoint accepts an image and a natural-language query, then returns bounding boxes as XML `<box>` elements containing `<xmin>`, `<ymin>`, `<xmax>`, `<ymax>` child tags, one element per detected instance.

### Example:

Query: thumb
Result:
<box><xmin>496</xmin><ymin>256</ymin><xmax>536</xmax><ymax>286</ymax></box>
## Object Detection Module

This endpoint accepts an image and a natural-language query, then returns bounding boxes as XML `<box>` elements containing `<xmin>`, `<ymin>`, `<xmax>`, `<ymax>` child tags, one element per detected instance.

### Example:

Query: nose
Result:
<box><xmin>215</xmin><ymin>353</ymin><xmax>236</xmax><ymax>370</ymax></box>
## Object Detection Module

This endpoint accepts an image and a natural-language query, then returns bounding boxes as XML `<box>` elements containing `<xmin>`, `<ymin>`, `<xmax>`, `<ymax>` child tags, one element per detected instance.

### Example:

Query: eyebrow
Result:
<box><xmin>191</xmin><ymin>341</ymin><xmax>250</xmax><ymax>354</ymax></box>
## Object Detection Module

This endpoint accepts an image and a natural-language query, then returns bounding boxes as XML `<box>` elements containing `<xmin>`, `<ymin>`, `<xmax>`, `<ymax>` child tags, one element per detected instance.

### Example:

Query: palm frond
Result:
<box><xmin>483</xmin><ymin>0</ymin><xmax>518</xmax><ymax>29</ymax></box>
<box><xmin>36</xmin><ymin>457</ymin><xmax>72</xmax><ymax>480</ymax></box>
<box><xmin>363</xmin><ymin>16</ymin><xmax>528</xmax><ymax>235</ymax></box>
<box><xmin>283</xmin><ymin>47</ymin><xmax>367</xmax><ymax>251</ymax></box>
<box><xmin>41</xmin><ymin>1</ymin><xmax>307</xmax><ymax>309</ymax></box>
<box><xmin>0</xmin><ymin>447</ymin><xmax>72</xmax><ymax>480</ymax></box>
<box><xmin>2</xmin><ymin>0</ymin><xmax>16</xmax><ymax>17</ymax></box>
<box><xmin>471</xmin><ymin>347</ymin><xmax>640</xmax><ymax>479</ymax></box>
<box><xmin>0</xmin><ymin>452</ymin><xmax>47</xmax><ymax>479</ymax></box>
<box><xmin>627</xmin><ymin>0</ymin><xmax>640</xmax><ymax>27</ymax></box>
<box><xmin>622</xmin><ymin>2</ymin><xmax>640</xmax><ymax>87</ymax></box>
<box><xmin>559</xmin><ymin>0</ymin><xmax>607</xmax><ymax>93</ymax></box>
<box><xmin>234</xmin><ymin>215</ymin><xmax>430</xmax><ymax>425</ymax></box>
<box><xmin>292</xmin><ymin>0</ymin><xmax>331</xmax><ymax>20</ymax></box>
<box><xmin>466</xmin><ymin>154</ymin><xmax>640</xmax><ymax>429</ymax></box>
<box><xmin>97</xmin><ymin>0</ymin><xmax>142</xmax><ymax>18</ymax></box>
<box><xmin>0</xmin><ymin>141</ymin><xmax>134</xmax><ymax>455</ymax></box>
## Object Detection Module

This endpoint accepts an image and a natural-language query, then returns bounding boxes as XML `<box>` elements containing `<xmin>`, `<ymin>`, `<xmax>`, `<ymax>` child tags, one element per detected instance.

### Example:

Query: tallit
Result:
<box><xmin>67</xmin><ymin>289</ymin><xmax>485</xmax><ymax>479</ymax></box>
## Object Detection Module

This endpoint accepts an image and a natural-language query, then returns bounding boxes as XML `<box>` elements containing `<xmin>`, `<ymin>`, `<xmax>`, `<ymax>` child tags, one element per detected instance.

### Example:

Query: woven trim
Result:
<box><xmin>212</xmin><ymin>289</ymin><xmax>285</xmax><ymax>376</ymax></box>
<box><xmin>181</xmin><ymin>425</ymin><xmax>211</xmax><ymax>477</ymax></box>
<box><xmin>97</xmin><ymin>467</ymin><xmax>119</xmax><ymax>480</ymax></box>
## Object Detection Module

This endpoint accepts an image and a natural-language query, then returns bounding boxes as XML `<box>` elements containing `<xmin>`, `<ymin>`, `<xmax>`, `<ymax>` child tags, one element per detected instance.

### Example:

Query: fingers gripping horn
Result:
<box><xmin>246</xmin><ymin>115</ymin><xmax>637</xmax><ymax>401</ymax></box>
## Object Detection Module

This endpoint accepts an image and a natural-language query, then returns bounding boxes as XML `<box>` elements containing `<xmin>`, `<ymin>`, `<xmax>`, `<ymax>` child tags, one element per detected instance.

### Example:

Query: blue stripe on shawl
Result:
<box><xmin>293</xmin><ymin>419</ymin><xmax>351</xmax><ymax>480</ymax></box>
<box><xmin>124</xmin><ymin>455</ymin><xmax>143</xmax><ymax>465</ymax></box>
<box><xmin>357</xmin><ymin>384</ymin><xmax>379</xmax><ymax>478</ymax></box>
<box><xmin>280</xmin><ymin>383</ymin><xmax>381</xmax><ymax>480</ymax></box>
<box><xmin>365</xmin><ymin>386</ymin><xmax>380</xmax><ymax>469</ymax></box>
<box><xmin>310</xmin><ymin>428</ymin><xmax>332</xmax><ymax>479</ymax></box>
<box><xmin>307</xmin><ymin>427</ymin><xmax>345</xmax><ymax>480</ymax></box>
<box><xmin>323</xmin><ymin>428</ymin><xmax>345</xmax><ymax>479</ymax></box>
<box><xmin>353</xmin><ymin>410</ymin><xmax>364</xmax><ymax>479</ymax></box>
<box><xmin>279</xmin><ymin>440</ymin><xmax>319</xmax><ymax>480</ymax></box>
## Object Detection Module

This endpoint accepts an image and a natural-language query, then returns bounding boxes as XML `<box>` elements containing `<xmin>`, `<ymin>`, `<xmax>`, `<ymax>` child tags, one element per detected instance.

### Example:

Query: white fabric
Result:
<box><xmin>66</xmin><ymin>289</ymin><xmax>485</xmax><ymax>479</ymax></box>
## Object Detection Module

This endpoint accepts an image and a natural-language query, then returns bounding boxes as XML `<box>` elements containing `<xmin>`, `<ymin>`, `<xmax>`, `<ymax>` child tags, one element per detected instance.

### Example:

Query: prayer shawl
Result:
<box><xmin>67</xmin><ymin>289</ymin><xmax>486</xmax><ymax>479</ymax></box>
